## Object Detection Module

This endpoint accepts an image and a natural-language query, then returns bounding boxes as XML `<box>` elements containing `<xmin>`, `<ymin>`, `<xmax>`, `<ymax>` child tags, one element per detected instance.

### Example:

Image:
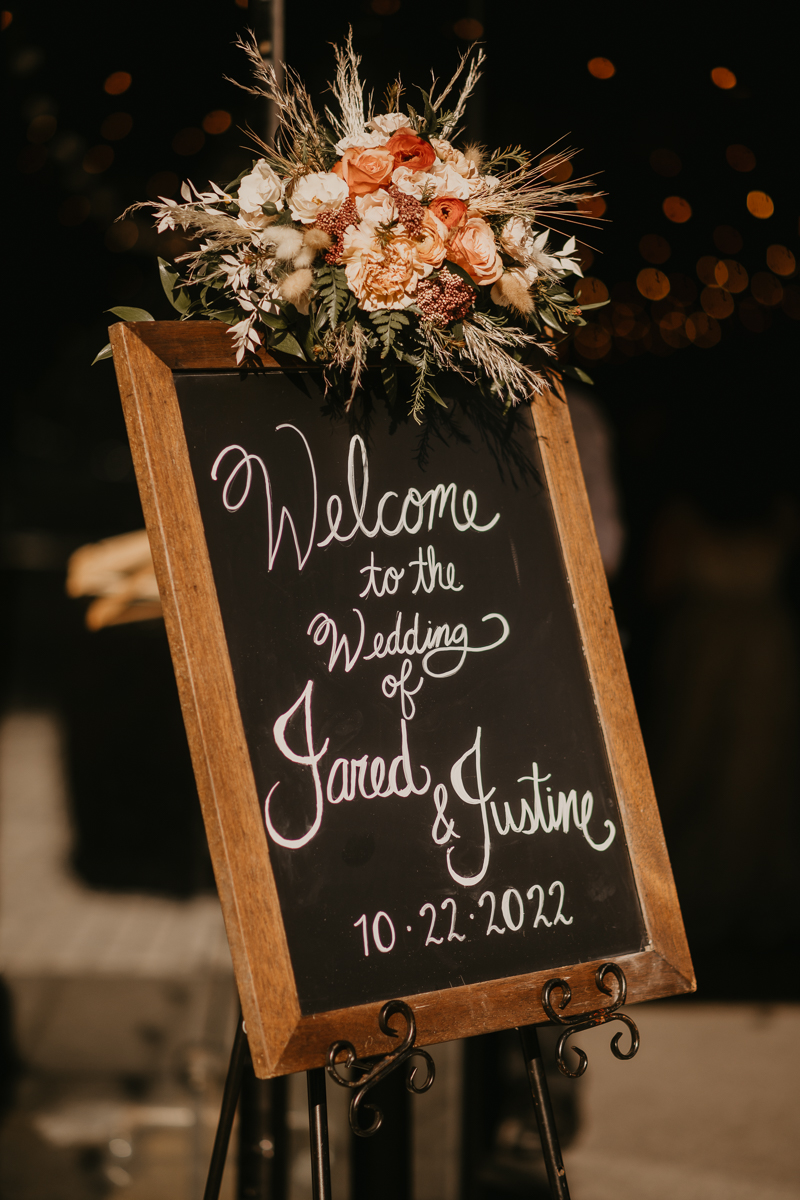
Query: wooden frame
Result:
<box><xmin>110</xmin><ymin>320</ymin><xmax>694</xmax><ymax>1079</ymax></box>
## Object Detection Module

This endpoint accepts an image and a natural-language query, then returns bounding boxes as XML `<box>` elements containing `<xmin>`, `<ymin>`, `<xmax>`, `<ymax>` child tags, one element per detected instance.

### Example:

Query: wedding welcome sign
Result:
<box><xmin>111</xmin><ymin>320</ymin><xmax>693</xmax><ymax>1078</ymax></box>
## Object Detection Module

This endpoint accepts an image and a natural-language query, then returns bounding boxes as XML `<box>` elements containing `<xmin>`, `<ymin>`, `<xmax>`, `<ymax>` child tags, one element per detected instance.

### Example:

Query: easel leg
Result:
<box><xmin>307</xmin><ymin>1067</ymin><xmax>333</xmax><ymax>1200</ymax></box>
<box><xmin>518</xmin><ymin>1025</ymin><xmax>571</xmax><ymax>1200</ymax></box>
<box><xmin>204</xmin><ymin>1014</ymin><xmax>248</xmax><ymax>1200</ymax></box>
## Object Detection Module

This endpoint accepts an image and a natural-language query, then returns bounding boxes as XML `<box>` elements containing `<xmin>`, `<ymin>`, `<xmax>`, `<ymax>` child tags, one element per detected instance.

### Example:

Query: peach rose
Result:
<box><xmin>414</xmin><ymin>212</ymin><xmax>447</xmax><ymax>270</ymax></box>
<box><xmin>428</xmin><ymin>197</ymin><xmax>467</xmax><ymax>232</ymax></box>
<box><xmin>333</xmin><ymin>146</ymin><xmax>395</xmax><ymax>196</ymax></box>
<box><xmin>446</xmin><ymin>217</ymin><xmax>504</xmax><ymax>285</ymax></box>
<box><xmin>385</xmin><ymin>130</ymin><xmax>436</xmax><ymax>173</ymax></box>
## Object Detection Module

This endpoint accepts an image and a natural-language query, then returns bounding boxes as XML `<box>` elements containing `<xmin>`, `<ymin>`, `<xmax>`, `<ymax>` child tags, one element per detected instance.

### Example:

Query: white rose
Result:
<box><xmin>334</xmin><ymin>129</ymin><xmax>388</xmax><ymax>153</ymax></box>
<box><xmin>237</xmin><ymin>160</ymin><xmax>285</xmax><ymax>228</ymax></box>
<box><xmin>288</xmin><ymin>171</ymin><xmax>349</xmax><ymax>224</ymax></box>
<box><xmin>368</xmin><ymin>113</ymin><xmax>411</xmax><ymax>136</ymax></box>
<box><xmin>355</xmin><ymin>188</ymin><xmax>399</xmax><ymax>227</ymax></box>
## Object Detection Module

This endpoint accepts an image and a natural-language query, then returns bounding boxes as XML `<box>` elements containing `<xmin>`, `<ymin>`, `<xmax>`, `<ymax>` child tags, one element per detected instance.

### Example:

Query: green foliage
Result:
<box><xmin>314</xmin><ymin>265</ymin><xmax>351</xmax><ymax>332</ymax></box>
<box><xmin>106</xmin><ymin>306</ymin><xmax>155</xmax><ymax>322</ymax></box>
<box><xmin>158</xmin><ymin>258</ymin><xmax>191</xmax><ymax>315</ymax></box>
<box><xmin>369</xmin><ymin>309</ymin><xmax>410</xmax><ymax>358</ymax></box>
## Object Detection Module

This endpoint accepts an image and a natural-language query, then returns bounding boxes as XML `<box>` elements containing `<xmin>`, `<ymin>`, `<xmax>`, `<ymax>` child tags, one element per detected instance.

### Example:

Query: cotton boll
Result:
<box><xmin>279</xmin><ymin>267</ymin><xmax>314</xmax><ymax>307</ymax></box>
<box><xmin>304</xmin><ymin>227</ymin><xmax>332</xmax><ymax>252</ymax></box>
<box><xmin>270</xmin><ymin>226</ymin><xmax>305</xmax><ymax>260</ymax></box>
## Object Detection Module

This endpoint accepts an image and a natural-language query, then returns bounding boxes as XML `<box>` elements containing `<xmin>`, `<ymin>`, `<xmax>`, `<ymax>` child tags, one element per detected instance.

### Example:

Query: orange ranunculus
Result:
<box><xmin>332</xmin><ymin>146</ymin><xmax>395</xmax><ymax>196</ymax></box>
<box><xmin>385</xmin><ymin>130</ymin><xmax>436</xmax><ymax>173</ymax></box>
<box><xmin>428</xmin><ymin>196</ymin><xmax>467</xmax><ymax>231</ymax></box>
<box><xmin>446</xmin><ymin>217</ymin><xmax>504</xmax><ymax>285</ymax></box>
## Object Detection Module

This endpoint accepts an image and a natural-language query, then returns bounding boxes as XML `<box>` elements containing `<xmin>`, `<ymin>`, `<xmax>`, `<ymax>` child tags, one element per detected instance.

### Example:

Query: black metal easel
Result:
<box><xmin>203</xmin><ymin>965</ymin><xmax>639</xmax><ymax>1200</ymax></box>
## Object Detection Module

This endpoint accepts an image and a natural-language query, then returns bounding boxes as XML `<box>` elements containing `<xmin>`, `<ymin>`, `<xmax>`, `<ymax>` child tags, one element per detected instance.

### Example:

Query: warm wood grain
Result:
<box><xmin>110</xmin><ymin>321</ymin><xmax>300</xmax><ymax>1076</ymax></box>
<box><xmin>527</xmin><ymin>386</ymin><xmax>695</xmax><ymax>989</ymax></box>
<box><xmin>109</xmin><ymin>321</ymin><xmax>694</xmax><ymax>1079</ymax></box>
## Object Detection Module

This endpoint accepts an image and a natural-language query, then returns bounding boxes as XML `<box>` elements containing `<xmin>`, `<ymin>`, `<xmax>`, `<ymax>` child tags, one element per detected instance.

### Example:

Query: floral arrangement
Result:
<box><xmin>129</xmin><ymin>34</ymin><xmax>601</xmax><ymax>421</ymax></box>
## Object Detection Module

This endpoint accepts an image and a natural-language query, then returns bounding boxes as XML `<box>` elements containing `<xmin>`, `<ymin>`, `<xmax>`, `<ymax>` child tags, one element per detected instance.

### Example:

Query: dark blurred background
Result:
<box><xmin>2</xmin><ymin>0</ymin><xmax>798</xmax><ymax>999</ymax></box>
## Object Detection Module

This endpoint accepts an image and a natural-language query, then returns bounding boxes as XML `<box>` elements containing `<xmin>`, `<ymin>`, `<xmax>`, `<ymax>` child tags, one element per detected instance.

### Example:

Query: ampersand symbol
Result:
<box><xmin>432</xmin><ymin>784</ymin><xmax>459</xmax><ymax>846</ymax></box>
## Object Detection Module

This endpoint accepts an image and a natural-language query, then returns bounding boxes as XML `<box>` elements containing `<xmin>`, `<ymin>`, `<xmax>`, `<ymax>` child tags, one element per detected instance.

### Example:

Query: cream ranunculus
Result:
<box><xmin>288</xmin><ymin>171</ymin><xmax>349</xmax><ymax>224</ymax></box>
<box><xmin>355</xmin><ymin>188</ymin><xmax>399</xmax><ymax>227</ymax></box>
<box><xmin>368</xmin><ymin>112</ymin><xmax>411</xmax><ymax>136</ymax></box>
<box><xmin>340</xmin><ymin>226</ymin><xmax>427</xmax><ymax>311</ymax></box>
<box><xmin>431</xmin><ymin>138</ymin><xmax>480</xmax><ymax>183</ymax></box>
<box><xmin>237</xmin><ymin>160</ymin><xmax>285</xmax><ymax>228</ymax></box>
<box><xmin>334</xmin><ymin>129</ymin><xmax>388</xmax><ymax>153</ymax></box>
<box><xmin>447</xmin><ymin>216</ymin><xmax>504</xmax><ymax>285</ymax></box>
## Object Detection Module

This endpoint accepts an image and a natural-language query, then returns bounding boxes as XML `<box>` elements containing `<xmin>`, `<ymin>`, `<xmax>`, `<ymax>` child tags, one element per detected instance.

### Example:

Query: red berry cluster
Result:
<box><xmin>314</xmin><ymin>198</ymin><xmax>360</xmax><ymax>262</ymax></box>
<box><xmin>416</xmin><ymin>268</ymin><xmax>475</xmax><ymax>326</ymax></box>
<box><xmin>387</xmin><ymin>185</ymin><xmax>424</xmax><ymax>237</ymax></box>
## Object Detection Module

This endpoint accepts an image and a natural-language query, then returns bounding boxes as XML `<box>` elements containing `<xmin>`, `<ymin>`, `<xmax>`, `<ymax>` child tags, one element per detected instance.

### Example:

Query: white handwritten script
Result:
<box><xmin>211</xmin><ymin>424</ymin><xmax>616</xmax><ymax>895</ymax></box>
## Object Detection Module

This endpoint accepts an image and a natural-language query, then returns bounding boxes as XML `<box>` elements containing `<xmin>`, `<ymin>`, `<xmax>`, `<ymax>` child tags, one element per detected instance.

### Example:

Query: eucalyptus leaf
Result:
<box><xmin>158</xmin><ymin>257</ymin><xmax>191</xmax><ymax>314</ymax></box>
<box><xmin>106</xmin><ymin>306</ymin><xmax>155</xmax><ymax>322</ymax></box>
<box><xmin>578</xmin><ymin>300</ymin><xmax>610</xmax><ymax>311</ymax></box>
<box><xmin>272</xmin><ymin>331</ymin><xmax>306</xmax><ymax>359</ymax></box>
<box><xmin>91</xmin><ymin>343</ymin><xmax>113</xmax><ymax>365</ymax></box>
<box><xmin>562</xmin><ymin>364</ymin><xmax>595</xmax><ymax>385</ymax></box>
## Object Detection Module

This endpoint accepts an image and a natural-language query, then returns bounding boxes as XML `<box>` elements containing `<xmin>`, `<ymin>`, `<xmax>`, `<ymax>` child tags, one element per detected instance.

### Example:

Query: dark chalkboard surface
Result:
<box><xmin>111</xmin><ymin>322</ymin><xmax>693</xmax><ymax>1078</ymax></box>
<box><xmin>176</xmin><ymin>370</ymin><xmax>644</xmax><ymax>1014</ymax></box>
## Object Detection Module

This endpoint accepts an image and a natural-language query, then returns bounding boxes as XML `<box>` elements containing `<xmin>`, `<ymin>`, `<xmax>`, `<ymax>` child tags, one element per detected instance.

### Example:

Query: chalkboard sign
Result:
<box><xmin>111</xmin><ymin>321</ymin><xmax>693</xmax><ymax>1078</ymax></box>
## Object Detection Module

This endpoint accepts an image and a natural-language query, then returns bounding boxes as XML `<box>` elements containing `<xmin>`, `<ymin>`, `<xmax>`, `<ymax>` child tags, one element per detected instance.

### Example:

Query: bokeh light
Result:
<box><xmin>100</xmin><ymin>112</ymin><xmax>133</xmax><ymax>140</ymax></box>
<box><xmin>578</xmin><ymin>197</ymin><xmax>607</xmax><ymax>219</ymax></box>
<box><xmin>696</xmin><ymin>256</ymin><xmax>720</xmax><ymax>286</ymax></box>
<box><xmin>172</xmin><ymin>127</ymin><xmax>205</xmax><ymax>155</ymax></box>
<box><xmin>587</xmin><ymin>57</ymin><xmax>615</xmax><ymax>79</ymax></box>
<box><xmin>639</xmin><ymin>234</ymin><xmax>671</xmax><ymax>264</ymax></box>
<box><xmin>372</xmin><ymin>0</ymin><xmax>401</xmax><ymax>11</ymax></box>
<box><xmin>711</xmin><ymin>67</ymin><xmax>737</xmax><ymax>90</ymax></box>
<box><xmin>659</xmin><ymin>311</ymin><xmax>688</xmax><ymax>348</ymax></box>
<box><xmin>104</xmin><ymin>71</ymin><xmax>132</xmax><ymax>96</ymax></box>
<box><xmin>725</xmin><ymin>144</ymin><xmax>756</xmax><ymax>172</ymax></box>
<box><xmin>766</xmin><ymin>245</ymin><xmax>796</xmax><ymax>276</ymax></box>
<box><xmin>636</xmin><ymin>268</ymin><xmax>670</xmax><ymax>300</ymax></box>
<box><xmin>751</xmin><ymin>272</ymin><xmax>783</xmax><ymax>306</ymax></box>
<box><xmin>83</xmin><ymin>144</ymin><xmax>114</xmax><ymax>173</ymax></box>
<box><xmin>0</xmin><ymin>11</ymin><xmax>12</xmax><ymax>31</ymax></box>
<box><xmin>539</xmin><ymin>154</ymin><xmax>573</xmax><ymax>182</ymax></box>
<box><xmin>650</xmin><ymin>149</ymin><xmax>681</xmax><ymax>177</ymax></box>
<box><xmin>746</xmin><ymin>191</ymin><xmax>774</xmax><ymax>219</ymax></box>
<box><xmin>721</xmin><ymin>260</ymin><xmax>748</xmax><ymax>293</ymax></box>
<box><xmin>575</xmin><ymin>277</ymin><xmax>609</xmax><ymax>305</ymax></box>
<box><xmin>713</xmin><ymin>225</ymin><xmax>743</xmax><ymax>254</ymax></box>
<box><xmin>685</xmin><ymin>313</ymin><xmax>721</xmax><ymax>347</ymax></box>
<box><xmin>700</xmin><ymin>287</ymin><xmax>734</xmax><ymax>319</ymax></box>
<box><xmin>105</xmin><ymin>221</ymin><xmax>139</xmax><ymax>252</ymax></box>
<box><xmin>453</xmin><ymin>17</ymin><xmax>483</xmax><ymax>38</ymax></box>
<box><xmin>663</xmin><ymin>196</ymin><xmax>692</xmax><ymax>223</ymax></box>
<box><xmin>27</xmin><ymin>114</ymin><xmax>56</xmax><ymax>143</ymax></box>
<box><xmin>574</xmin><ymin>324</ymin><xmax>612</xmax><ymax>359</ymax></box>
<box><xmin>203</xmin><ymin>110</ymin><xmax>232</xmax><ymax>135</ymax></box>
